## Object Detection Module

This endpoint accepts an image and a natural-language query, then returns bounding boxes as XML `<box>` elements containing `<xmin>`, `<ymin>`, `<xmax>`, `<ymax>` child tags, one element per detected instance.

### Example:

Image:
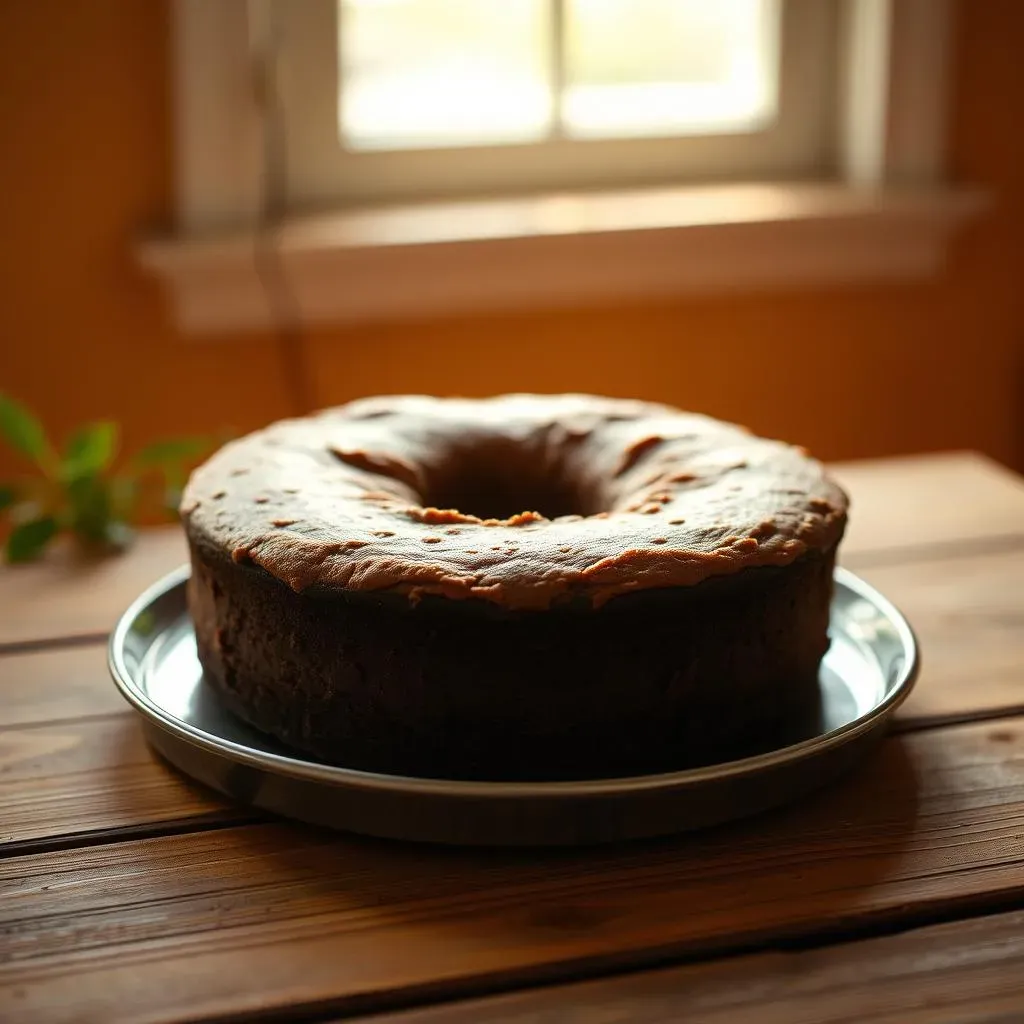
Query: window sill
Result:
<box><xmin>138</xmin><ymin>182</ymin><xmax>988</xmax><ymax>335</ymax></box>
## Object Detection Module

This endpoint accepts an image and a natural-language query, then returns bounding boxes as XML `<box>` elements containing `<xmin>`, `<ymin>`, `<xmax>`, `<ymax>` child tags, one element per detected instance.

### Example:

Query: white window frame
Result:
<box><xmin>142</xmin><ymin>0</ymin><xmax>986</xmax><ymax>334</ymax></box>
<box><xmin>280</xmin><ymin>0</ymin><xmax>837</xmax><ymax>209</ymax></box>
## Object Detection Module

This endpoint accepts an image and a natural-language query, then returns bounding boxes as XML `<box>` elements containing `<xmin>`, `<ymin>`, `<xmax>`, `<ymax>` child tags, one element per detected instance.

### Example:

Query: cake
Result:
<box><xmin>181</xmin><ymin>395</ymin><xmax>848</xmax><ymax>780</ymax></box>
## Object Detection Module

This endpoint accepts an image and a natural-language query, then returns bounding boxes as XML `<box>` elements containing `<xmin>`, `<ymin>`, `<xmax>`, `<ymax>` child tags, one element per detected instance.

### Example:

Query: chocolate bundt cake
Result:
<box><xmin>181</xmin><ymin>395</ymin><xmax>848</xmax><ymax>780</ymax></box>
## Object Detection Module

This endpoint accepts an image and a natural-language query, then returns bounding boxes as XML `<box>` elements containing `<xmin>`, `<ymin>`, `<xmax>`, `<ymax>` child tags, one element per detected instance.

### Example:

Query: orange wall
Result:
<box><xmin>1</xmin><ymin>0</ymin><xmax>1022</xmax><ymax>479</ymax></box>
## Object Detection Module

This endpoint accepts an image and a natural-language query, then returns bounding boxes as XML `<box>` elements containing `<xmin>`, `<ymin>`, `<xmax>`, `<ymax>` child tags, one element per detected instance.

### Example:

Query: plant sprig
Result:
<box><xmin>0</xmin><ymin>393</ymin><xmax>214</xmax><ymax>563</ymax></box>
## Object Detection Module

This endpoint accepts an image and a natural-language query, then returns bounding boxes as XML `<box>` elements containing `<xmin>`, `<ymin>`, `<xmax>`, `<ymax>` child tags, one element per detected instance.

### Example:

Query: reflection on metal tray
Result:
<box><xmin>109</xmin><ymin>565</ymin><xmax>918</xmax><ymax>846</ymax></box>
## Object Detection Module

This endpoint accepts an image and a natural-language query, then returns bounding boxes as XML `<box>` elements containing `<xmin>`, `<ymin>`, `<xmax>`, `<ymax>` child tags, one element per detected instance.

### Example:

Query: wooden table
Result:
<box><xmin>2</xmin><ymin>451</ymin><xmax>1024</xmax><ymax>1023</ymax></box>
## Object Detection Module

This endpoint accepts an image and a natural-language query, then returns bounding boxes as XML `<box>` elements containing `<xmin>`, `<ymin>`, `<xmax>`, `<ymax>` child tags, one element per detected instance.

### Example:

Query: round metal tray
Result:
<box><xmin>109</xmin><ymin>565</ymin><xmax>918</xmax><ymax>846</ymax></box>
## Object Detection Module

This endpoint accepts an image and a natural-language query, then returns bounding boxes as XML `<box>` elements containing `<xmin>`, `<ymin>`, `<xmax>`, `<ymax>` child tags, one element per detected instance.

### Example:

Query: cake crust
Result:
<box><xmin>181</xmin><ymin>395</ymin><xmax>847</xmax><ymax>612</ymax></box>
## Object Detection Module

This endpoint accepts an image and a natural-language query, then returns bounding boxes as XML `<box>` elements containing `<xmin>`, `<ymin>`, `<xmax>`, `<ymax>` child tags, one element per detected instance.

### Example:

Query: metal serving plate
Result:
<box><xmin>109</xmin><ymin>566</ymin><xmax>918</xmax><ymax>847</ymax></box>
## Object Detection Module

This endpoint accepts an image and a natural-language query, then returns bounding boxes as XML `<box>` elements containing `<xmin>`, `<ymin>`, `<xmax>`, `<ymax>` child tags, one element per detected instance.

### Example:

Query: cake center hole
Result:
<box><xmin>425</xmin><ymin>457</ymin><xmax>594</xmax><ymax>521</ymax></box>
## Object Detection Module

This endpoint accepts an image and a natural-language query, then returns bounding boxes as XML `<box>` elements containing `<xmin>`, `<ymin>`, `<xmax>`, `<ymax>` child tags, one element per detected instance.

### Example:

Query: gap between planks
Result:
<box><xmin>0</xmin><ymin>631</ymin><xmax>111</xmax><ymax>658</ymax></box>
<box><xmin>0</xmin><ymin>813</ymin><xmax>261</xmax><ymax>861</ymax></box>
<box><xmin>341</xmin><ymin>900</ymin><xmax>1024</xmax><ymax>1024</ymax></box>
<box><xmin>1</xmin><ymin>544</ymin><xmax>1023</xmax><ymax>859</ymax></box>
<box><xmin>2</xmin><ymin>715</ymin><xmax>1024</xmax><ymax>1023</ymax></box>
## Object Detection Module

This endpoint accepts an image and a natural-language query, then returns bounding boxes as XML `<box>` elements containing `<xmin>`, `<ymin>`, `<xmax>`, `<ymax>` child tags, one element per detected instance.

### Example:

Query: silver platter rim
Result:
<box><xmin>109</xmin><ymin>564</ymin><xmax>919</xmax><ymax>801</ymax></box>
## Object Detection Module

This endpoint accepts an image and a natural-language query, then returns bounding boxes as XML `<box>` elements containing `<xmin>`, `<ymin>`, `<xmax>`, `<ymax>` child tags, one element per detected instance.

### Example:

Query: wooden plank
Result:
<box><xmin>833</xmin><ymin>451</ymin><xmax>1024</xmax><ymax>561</ymax></box>
<box><xmin>367</xmin><ymin>908</ymin><xmax>1024</xmax><ymax>1024</ymax></box>
<box><xmin>0</xmin><ymin>526</ymin><xmax>186</xmax><ymax>649</ymax></box>
<box><xmin>0</xmin><ymin>715</ymin><xmax>243</xmax><ymax>850</ymax></box>
<box><xmin>0</xmin><ymin>453</ymin><xmax>1022</xmax><ymax>651</ymax></box>
<box><xmin>0</xmin><ymin>542</ymin><xmax>1019</xmax><ymax>849</ymax></box>
<box><xmin>876</xmin><ymin>550</ymin><xmax>1024</xmax><ymax>727</ymax></box>
<box><xmin>0</xmin><ymin>645</ymin><xmax>127</xmax><ymax>728</ymax></box>
<box><xmin>0</xmin><ymin>546</ymin><xmax>1019</xmax><ymax>740</ymax></box>
<box><xmin>0</xmin><ymin>646</ymin><xmax>248</xmax><ymax>849</ymax></box>
<box><xmin>2</xmin><ymin>717</ymin><xmax>1024</xmax><ymax>1024</ymax></box>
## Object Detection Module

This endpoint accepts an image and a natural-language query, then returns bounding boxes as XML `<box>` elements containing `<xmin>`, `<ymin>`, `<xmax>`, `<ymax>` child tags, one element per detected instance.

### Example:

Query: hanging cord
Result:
<box><xmin>248</xmin><ymin>0</ymin><xmax>314</xmax><ymax>417</ymax></box>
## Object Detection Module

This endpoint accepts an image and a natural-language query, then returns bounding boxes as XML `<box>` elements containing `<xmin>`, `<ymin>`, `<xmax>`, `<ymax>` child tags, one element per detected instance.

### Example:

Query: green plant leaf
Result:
<box><xmin>63</xmin><ymin>422</ymin><xmax>118</xmax><ymax>480</ymax></box>
<box><xmin>0</xmin><ymin>393</ymin><xmax>53</xmax><ymax>468</ymax></box>
<box><xmin>0</xmin><ymin>485</ymin><xmax>14</xmax><ymax>513</ymax></box>
<box><xmin>109</xmin><ymin>476</ymin><xmax>138</xmax><ymax>521</ymax></box>
<box><xmin>66</xmin><ymin>473</ymin><xmax>112</xmax><ymax>543</ymax></box>
<box><xmin>6</xmin><ymin>516</ymin><xmax>58</xmax><ymax>563</ymax></box>
<box><xmin>133</xmin><ymin>437</ymin><xmax>210</xmax><ymax>468</ymax></box>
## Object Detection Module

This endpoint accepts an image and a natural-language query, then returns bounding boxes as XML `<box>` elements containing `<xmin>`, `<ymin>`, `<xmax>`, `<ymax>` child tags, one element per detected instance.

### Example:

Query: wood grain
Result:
<box><xmin>368</xmin><ymin>908</ymin><xmax>1024</xmax><ymax>1024</ymax></box>
<box><xmin>0</xmin><ymin>453</ymin><xmax>1022</xmax><ymax>651</ymax></box>
<box><xmin>877</xmin><ymin>550</ymin><xmax>1024</xmax><ymax>727</ymax></box>
<box><xmin>0</xmin><ymin>527</ymin><xmax>186</xmax><ymax>649</ymax></box>
<box><xmin>0</xmin><ymin>541</ymin><xmax>1020</xmax><ymax>850</ymax></box>
<box><xmin>0</xmin><ymin>645</ymin><xmax>127</xmax><ymax>728</ymax></box>
<box><xmin>0</xmin><ymin>715</ymin><xmax>242</xmax><ymax>850</ymax></box>
<box><xmin>2</xmin><ymin>717</ymin><xmax>1024</xmax><ymax>1024</ymax></box>
<box><xmin>0</xmin><ymin>545</ymin><xmax>1018</xmax><ymax>742</ymax></box>
<box><xmin>832</xmin><ymin>451</ymin><xmax>1024</xmax><ymax>563</ymax></box>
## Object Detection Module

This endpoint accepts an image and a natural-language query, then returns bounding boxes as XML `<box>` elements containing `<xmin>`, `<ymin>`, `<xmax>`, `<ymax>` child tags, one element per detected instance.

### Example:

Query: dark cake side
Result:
<box><xmin>182</xmin><ymin>395</ymin><xmax>849</xmax><ymax>780</ymax></box>
<box><xmin>188</xmin><ymin>537</ymin><xmax>837</xmax><ymax>782</ymax></box>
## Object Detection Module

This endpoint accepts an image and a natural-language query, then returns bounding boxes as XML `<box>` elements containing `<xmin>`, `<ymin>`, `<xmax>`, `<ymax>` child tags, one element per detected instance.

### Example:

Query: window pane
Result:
<box><xmin>339</xmin><ymin>0</ymin><xmax>551</xmax><ymax>150</ymax></box>
<box><xmin>564</xmin><ymin>0</ymin><xmax>778</xmax><ymax>138</ymax></box>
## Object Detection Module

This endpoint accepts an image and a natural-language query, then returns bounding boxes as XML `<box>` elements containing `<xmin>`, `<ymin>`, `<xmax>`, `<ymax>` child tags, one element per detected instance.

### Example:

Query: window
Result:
<box><xmin>277</xmin><ymin>0</ymin><xmax>837</xmax><ymax>208</ymax></box>
<box><xmin>150</xmin><ymin>0</ymin><xmax>980</xmax><ymax>333</ymax></box>
<box><xmin>339</xmin><ymin>0</ymin><xmax>778</xmax><ymax>150</ymax></box>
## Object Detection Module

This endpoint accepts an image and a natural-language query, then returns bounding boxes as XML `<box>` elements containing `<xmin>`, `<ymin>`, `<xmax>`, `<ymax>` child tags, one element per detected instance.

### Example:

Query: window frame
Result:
<box><xmin>152</xmin><ymin>0</ymin><xmax>984</xmax><ymax>334</ymax></box>
<box><xmin>277</xmin><ymin>0</ymin><xmax>838</xmax><ymax>210</ymax></box>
